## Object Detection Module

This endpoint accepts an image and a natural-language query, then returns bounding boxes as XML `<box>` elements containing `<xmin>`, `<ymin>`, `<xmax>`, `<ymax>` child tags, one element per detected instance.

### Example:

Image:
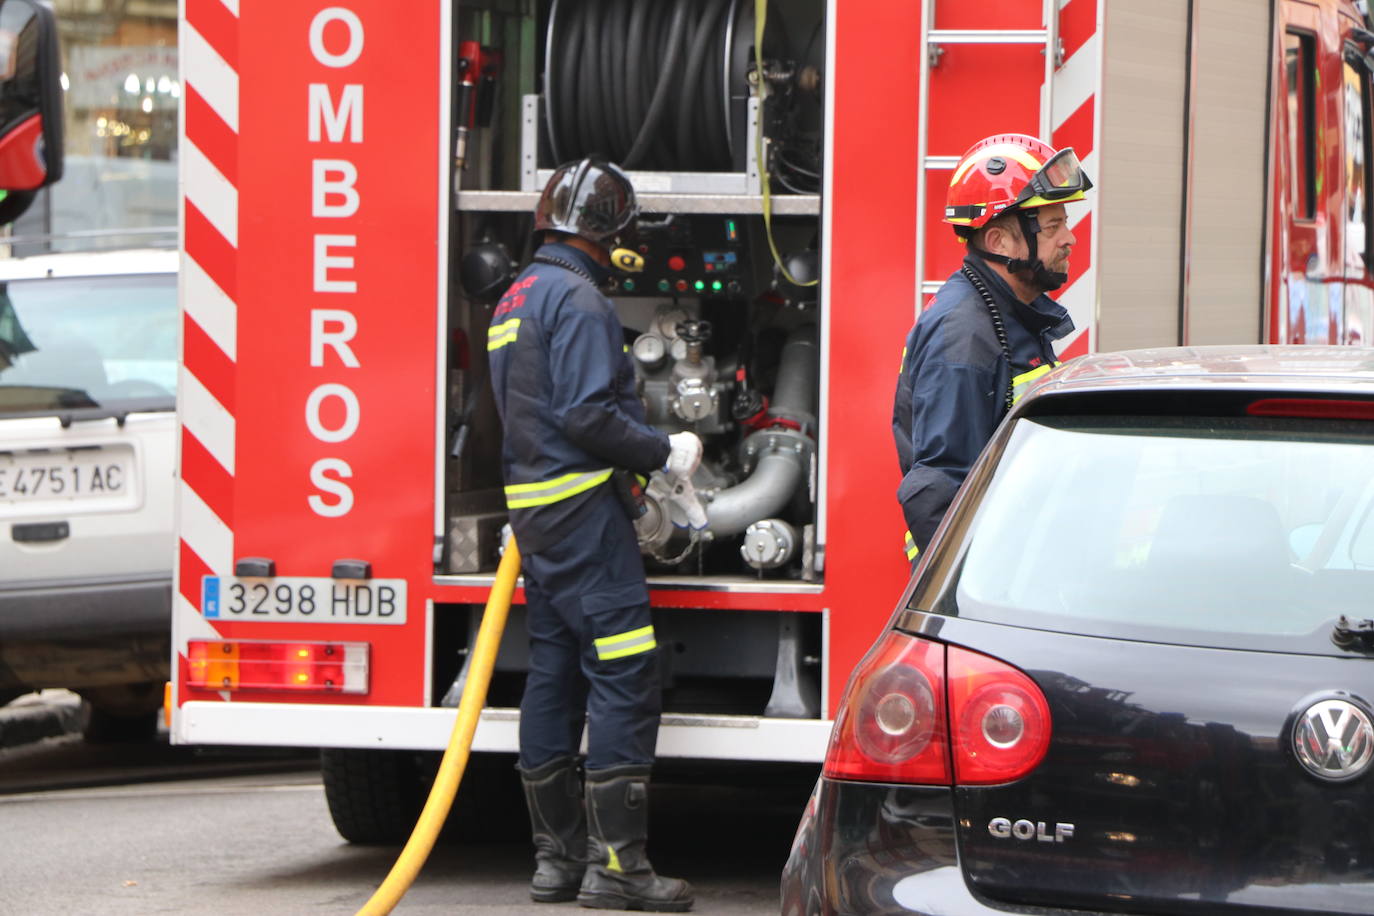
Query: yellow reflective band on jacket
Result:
<box><xmin>503</xmin><ymin>468</ymin><xmax>612</xmax><ymax>509</ymax></box>
<box><xmin>594</xmin><ymin>625</ymin><xmax>657</xmax><ymax>661</ymax></box>
<box><xmin>487</xmin><ymin>317</ymin><xmax>521</xmax><ymax>351</ymax></box>
<box><xmin>904</xmin><ymin>530</ymin><xmax>919</xmax><ymax>561</ymax></box>
<box><xmin>1011</xmin><ymin>363</ymin><xmax>1057</xmax><ymax>405</ymax></box>
<box><xmin>898</xmin><ymin>344</ymin><xmax>907</xmax><ymax>374</ymax></box>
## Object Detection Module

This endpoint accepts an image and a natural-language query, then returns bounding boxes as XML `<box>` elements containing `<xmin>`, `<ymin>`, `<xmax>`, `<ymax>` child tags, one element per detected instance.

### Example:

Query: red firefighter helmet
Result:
<box><xmin>943</xmin><ymin>134</ymin><xmax>1092</xmax><ymax>232</ymax></box>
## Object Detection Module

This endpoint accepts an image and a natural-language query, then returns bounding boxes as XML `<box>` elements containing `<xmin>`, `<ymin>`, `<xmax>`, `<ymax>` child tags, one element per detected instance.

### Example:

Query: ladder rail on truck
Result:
<box><xmin>169</xmin><ymin>0</ymin><xmax>1374</xmax><ymax>842</ymax></box>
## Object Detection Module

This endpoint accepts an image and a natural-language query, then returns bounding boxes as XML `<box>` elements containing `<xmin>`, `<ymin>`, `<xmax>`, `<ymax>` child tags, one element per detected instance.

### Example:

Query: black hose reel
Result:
<box><xmin>543</xmin><ymin>0</ymin><xmax>782</xmax><ymax>172</ymax></box>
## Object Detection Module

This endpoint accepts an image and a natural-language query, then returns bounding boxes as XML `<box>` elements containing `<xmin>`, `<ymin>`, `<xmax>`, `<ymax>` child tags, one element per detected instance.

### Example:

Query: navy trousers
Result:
<box><xmin>517</xmin><ymin>485</ymin><xmax>661</xmax><ymax>771</ymax></box>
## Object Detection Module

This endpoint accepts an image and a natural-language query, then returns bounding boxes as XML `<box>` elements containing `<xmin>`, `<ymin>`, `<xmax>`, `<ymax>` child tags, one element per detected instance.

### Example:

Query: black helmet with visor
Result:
<box><xmin>534</xmin><ymin>158</ymin><xmax>638</xmax><ymax>246</ymax></box>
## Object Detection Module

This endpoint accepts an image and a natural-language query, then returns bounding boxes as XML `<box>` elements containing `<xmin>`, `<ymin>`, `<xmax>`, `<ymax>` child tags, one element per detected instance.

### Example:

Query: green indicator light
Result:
<box><xmin>725</xmin><ymin>219</ymin><xmax>737</xmax><ymax>239</ymax></box>
<box><xmin>693</xmin><ymin>280</ymin><xmax>705</xmax><ymax>292</ymax></box>
<box><xmin>622</xmin><ymin>279</ymin><xmax>635</xmax><ymax>292</ymax></box>
<box><xmin>657</xmin><ymin>279</ymin><xmax>670</xmax><ymax>292</ymax></box>
<box><xmin>711</xmin><ymin>280</ymin><xmax>723</xmax><ymax>292</ymax></box>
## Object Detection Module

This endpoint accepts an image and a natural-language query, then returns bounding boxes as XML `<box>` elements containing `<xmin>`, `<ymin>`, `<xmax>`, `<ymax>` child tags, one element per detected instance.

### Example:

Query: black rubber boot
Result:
<box><xmin>520</xmin><ymin>756</ymin><xmax>587</xmax><ymax>903</ymax></box>
<box><xmin>578</xmin><ymin>765</ymin><xmax>693</xmax><ymax>912</ymax></box>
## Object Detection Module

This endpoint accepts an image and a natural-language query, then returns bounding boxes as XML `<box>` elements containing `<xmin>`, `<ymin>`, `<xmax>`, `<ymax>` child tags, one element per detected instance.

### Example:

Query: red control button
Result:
<box><xmin>674</xmin><ymin>279</ymin><xmax>688</xmax><ymax>292</ymax></box>
<box><xmin>667</xmin><ymin>255</ymin><xmax>686</xmax><ymax>272</ymax></box>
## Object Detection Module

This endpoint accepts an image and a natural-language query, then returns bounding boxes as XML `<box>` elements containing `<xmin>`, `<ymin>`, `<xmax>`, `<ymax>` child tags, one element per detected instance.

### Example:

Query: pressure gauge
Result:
<box><xmin>632</xmin><ymin>333</ymin><xmax>667</xmax><ymax>370</ymax></box>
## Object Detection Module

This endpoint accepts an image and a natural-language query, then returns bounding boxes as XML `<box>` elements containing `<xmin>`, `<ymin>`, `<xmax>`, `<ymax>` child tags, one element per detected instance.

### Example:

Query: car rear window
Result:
<box><xmin>0</xmin><ymin>272</ymin><xmax>176</xmax><ymax>415</ymax></box>
<box><xmin>944</xmin><ymin>413</ymin><xmax>1374</xmax><ymax>653</ymax></box>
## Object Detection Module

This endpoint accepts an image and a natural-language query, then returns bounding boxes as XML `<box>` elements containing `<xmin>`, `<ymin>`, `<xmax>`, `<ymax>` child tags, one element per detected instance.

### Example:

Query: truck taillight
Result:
<box><xmin>823</xmin><ymin>633</ymin><xmax>1050</xmax><ymax>786</ymax></box>
<box><xmin>187</xmin><ymin>640</ymin><xmax>369</xmax><ymax>695</ymax></box>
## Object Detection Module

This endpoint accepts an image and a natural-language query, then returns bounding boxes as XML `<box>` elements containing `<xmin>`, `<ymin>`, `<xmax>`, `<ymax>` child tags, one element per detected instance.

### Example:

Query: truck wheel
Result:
<box><xmin>321</xmin><ymin>748</ymin><xmax>528</xmax><ymax>845</ymax></box>
<box><xmin>320</xmin><ymin>748</ymin><xmax>427</xmax><ymax>845</ymax></box>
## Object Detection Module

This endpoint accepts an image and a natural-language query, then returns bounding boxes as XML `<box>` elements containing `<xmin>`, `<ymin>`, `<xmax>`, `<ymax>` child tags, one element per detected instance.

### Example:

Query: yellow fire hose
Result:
<box><xmin>355</xmin><ymin>538</ymin><xmax>522</xmax><ymax>916</ymax></box>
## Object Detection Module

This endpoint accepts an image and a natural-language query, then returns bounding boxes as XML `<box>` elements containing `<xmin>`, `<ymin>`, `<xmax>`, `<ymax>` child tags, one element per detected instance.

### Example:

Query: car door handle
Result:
<box><xmin>12</xmin><ymin>521</ymin><xmax>70</xmax><ymax>543</ymax></box>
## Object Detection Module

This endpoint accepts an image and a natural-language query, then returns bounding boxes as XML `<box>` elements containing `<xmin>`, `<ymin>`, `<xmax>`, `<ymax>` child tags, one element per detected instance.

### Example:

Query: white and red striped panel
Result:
<box><xmin>1048</xmin><ymin>0</ymin><xmax>1100</xmax><ymax>360</ymax></box>
<box><xmin>174</xmin><ymin>0</ymin><xmax>240</xmax><ymax>669</ymax></box>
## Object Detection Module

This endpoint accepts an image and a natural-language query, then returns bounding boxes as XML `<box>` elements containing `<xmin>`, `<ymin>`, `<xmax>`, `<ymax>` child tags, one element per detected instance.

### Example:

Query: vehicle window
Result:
<box><xmin>1343</xmin><ymin>59</ymin><xmax>1372</xmax><ymax>269</ymax></box>
<box><xmin>0</xmin><ymin>272</ymin><xmax>176</xmax><ymax>413</ymax></box>
<box><xmin>950</xmin><ymin>414</ymin><xmax>1374</xmax><ymax>652</ymax></box>
<box><xmin>1286</xmin><ymin>31</ymin><xmax>1316</xmax><ymax>221</ymax></box>
<box><xmin>1345</xmin><ymin>484</ymin><xmax>1374</xmax><ymax>568</ymax></box>
<box><xmin>12</xmin><ymin>1</ymin><xmax>179</xmax><ymax>253</ymax></box>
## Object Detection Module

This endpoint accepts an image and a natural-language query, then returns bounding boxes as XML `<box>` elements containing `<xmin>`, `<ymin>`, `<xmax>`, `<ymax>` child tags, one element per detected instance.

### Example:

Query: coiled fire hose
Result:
<box><xmin>355</xmin><ymin>538</ymin><xmax>522</xmax><ymax>916</ymax></box>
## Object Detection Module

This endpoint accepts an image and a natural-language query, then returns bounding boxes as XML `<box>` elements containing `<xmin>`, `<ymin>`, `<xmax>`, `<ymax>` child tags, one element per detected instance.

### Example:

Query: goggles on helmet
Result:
<box><xmin>1013</xmin><ymin>148</ymin><xmax>1092</xmax><ymax>207</ymax></box>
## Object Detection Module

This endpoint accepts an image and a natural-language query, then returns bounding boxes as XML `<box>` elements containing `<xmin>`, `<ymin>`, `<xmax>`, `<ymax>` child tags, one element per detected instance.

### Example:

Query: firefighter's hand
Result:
<box><xmin>664</xmin><ymin>431</ymin><xmax>703</xmax><ymax>478</ymax></box>
<box><xmin>666</xmin><ymin>473</ymin><xmax>708</xmax><ymax>530</ymax></box>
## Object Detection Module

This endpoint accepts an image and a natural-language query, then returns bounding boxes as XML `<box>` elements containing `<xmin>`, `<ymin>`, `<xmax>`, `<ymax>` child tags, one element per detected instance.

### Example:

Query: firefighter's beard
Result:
<box><xmin>1034</xmin><ymin>264</ymin><xmax>1068</xmax><ymax>292</ymax></box>
<box><xmin>1025</xmin><ymin>247</ymin><xmax>1070</xmax><ymax>293</ymax></box>
<box><xmin>1012</xmin><ymin>261</ymin><xmax>1067</xmax><ymax>293</ymax></box>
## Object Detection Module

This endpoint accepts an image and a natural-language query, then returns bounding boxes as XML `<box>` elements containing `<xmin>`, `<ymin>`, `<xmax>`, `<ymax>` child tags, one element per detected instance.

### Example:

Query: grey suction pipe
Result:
<box><xmin>767</xmin><ymin>324</ymin><xmax>819</xmax><ymax>428</ymax></box>
<box><xmin>705</xmin><ymin>325</ymin><xmax>817</xmax><ymax>537</ymax></box>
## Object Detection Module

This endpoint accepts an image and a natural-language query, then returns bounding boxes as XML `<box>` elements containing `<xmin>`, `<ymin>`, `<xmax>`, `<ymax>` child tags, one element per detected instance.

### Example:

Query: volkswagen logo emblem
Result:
<box><xmin>1293</xmin><ymin>698</ymin><xmax>1374</xmax><ymax>782</ymax></box>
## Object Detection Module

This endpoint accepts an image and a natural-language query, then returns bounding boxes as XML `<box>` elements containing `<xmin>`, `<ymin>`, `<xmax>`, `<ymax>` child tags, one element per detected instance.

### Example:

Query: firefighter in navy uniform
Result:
<box><xmin>488</xmin><ymin>158</ymin><xmax>697</xmax><ymax>912</ymax></box>
<box><xmin>893</xmin><ymin>134</ymin><xmax>1092</xmax><ymax>564</ymax></box>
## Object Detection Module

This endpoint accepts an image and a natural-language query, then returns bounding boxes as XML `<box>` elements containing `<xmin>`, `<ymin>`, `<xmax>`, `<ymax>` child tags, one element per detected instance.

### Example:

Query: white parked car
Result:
<box><xmin>0</xmin><ymin>248</ymin><xmax>177</xmax><ymax>740</ymax></box>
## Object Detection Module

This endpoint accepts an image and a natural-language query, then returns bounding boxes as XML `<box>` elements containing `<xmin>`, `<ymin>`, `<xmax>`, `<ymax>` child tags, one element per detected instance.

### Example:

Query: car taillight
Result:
<box><xmin>823</xmin><ymin>631</ymin><xmax>949</xmax><ymax>784</ymax></box>
<box><xmin>186</xmin><ymin>640</ymin><xmax>369</xmax><ymax>695</ymax></box>
<box><xmin>823</xmin><ymin>633</ymin><xmax>1051</xmax><ymax>786</ymax></box>
<box><xmin>1246</xmin><ymin>397</ymin><xmax>1374</xmax><ymax>420</ymax></box>
<box><xmin>947</xmin><ymin>646</ymin><xmax>1051</xmax><ymax>784</ymax></box>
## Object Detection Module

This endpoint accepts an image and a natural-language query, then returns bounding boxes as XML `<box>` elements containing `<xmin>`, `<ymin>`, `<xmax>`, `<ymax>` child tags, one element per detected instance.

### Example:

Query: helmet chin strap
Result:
<box><xmin>970</xmin><ymin>209</ymin><xmax>1068</xmax><ymax>293</ymax></box>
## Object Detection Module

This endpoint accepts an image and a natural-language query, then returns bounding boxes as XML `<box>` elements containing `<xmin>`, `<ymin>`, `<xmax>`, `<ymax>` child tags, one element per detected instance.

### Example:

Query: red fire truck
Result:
<box><xmin>167</xmin><ymin>0</ymin><xmax>1374</xmax><ymax>840</ymax></box>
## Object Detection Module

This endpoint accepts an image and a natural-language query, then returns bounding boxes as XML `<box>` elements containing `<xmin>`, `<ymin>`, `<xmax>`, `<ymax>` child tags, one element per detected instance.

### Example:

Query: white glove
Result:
<box><xmin>665</xmin><ymin>474</ymin><xmax>708</xmax><ymax>530</ymax></box>
<box><xmin>664</xmin><ymin>431</ymin><xmax>703</xmax><ymax>478</ymax></box>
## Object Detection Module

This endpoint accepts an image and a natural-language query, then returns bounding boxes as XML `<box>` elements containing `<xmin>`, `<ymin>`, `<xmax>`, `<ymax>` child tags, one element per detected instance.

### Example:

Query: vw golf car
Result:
<box><xmin>0</xmin><ymin>249</ymin><xmax>178</xmax><ymax>741</ymax></box>
<box><xmin>783</xmin><ymin>346</ymin><xmax>1374</xmax><ymax>915</ymax></box>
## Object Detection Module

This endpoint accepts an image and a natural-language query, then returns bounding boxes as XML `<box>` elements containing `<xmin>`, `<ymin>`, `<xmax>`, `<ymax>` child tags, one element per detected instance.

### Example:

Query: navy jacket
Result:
<box><xmin>488</xmin><ymin>242</ymin><xmax>670</xmax><ymax>553</ymax></box>
<box><xmin>892</xmin><ymin>252</ymin><xmax>1073</xmax><ymax>558</ymax></box>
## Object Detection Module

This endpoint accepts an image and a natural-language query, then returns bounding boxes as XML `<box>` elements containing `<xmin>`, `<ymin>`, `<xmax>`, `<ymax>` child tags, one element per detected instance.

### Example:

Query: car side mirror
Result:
<box><xmin>0</xmin><ymin>0</ymin><xmax>63</xmax><ymax>222</ymax></box>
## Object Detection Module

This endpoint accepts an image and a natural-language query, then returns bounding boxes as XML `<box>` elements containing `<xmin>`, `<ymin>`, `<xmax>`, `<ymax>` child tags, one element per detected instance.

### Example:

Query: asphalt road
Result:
<box><xmin>0</xmin><ymin>735</ymin><xmax>815</xmax><ymax>915</ymax></box>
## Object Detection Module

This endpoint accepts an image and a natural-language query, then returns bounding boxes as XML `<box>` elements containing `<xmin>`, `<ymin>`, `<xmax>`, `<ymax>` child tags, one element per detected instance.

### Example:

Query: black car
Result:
<box><xmin>783</xmin><ymin>346</ymin><xmax>1374</xmax><ymax>915</ymax></box>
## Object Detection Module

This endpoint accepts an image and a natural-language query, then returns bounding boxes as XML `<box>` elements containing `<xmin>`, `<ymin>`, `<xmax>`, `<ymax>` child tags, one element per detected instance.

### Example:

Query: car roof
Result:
<box><xmin>0</xmin><ymin>248</ymin><xmax>177</xmax><ymax>280</ymax></box>
<box><xmin>1028</xmin><ymin>345</ymin><xmax>1374</xmax><ymax>401</ymax></box>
